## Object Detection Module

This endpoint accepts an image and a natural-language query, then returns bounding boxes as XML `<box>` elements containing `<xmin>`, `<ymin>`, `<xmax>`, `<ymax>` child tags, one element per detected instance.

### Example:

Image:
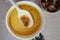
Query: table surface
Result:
<box><xmin>0</xmin><ymin>0</ymin><xmax>60</xmax><ymax>40</ymax></box>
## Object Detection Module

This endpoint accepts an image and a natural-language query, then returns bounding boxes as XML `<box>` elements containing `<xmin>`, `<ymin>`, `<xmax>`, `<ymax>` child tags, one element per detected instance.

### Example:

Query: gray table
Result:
<box><xmin>0</xmin><ymin>0</ymin><xmax>60</xmax><ymax>40</ymax></box>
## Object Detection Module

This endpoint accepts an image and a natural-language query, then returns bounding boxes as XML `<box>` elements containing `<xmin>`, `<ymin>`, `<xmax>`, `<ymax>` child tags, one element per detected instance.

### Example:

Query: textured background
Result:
<box><xmin>0</xmin><ymin>0</ymin><xmax>60</xmax><ymax>40</ymax></box>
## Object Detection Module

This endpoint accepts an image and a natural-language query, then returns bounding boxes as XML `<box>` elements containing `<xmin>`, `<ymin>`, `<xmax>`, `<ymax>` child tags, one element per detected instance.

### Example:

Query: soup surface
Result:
<box><xmin>8</xmin><ymin>4</ymin><xmax>42</xmax><ymax>37</ymax></box>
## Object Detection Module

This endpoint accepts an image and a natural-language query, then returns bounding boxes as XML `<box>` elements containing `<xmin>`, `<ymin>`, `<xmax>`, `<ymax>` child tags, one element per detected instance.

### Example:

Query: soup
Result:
<box><xmin>8</xmin><ymin>4</ymin><xmax>42</xmax><ymax>37</ymax></box>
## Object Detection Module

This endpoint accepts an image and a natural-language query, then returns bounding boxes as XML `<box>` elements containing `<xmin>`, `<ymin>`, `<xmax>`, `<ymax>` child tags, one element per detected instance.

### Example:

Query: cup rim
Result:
<box><xmin>6</xmin><ymin>1</ymin><xmax>45</xmax><ymax>40</ymax></box>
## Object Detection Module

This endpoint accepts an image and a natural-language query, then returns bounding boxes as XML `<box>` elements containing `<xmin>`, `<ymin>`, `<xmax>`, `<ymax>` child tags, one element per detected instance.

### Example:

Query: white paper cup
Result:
<box><xmin>6</xmin><ymin>1</ymin><xmax>45</xmax><ymax>40</ymax></box>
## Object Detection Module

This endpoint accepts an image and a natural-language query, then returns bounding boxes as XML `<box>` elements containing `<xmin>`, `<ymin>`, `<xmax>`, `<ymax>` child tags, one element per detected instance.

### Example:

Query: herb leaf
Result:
<box><xmin>32</xmin><ymin>33</ymin><xmax>45</xmax><ymax>40</ymax></box>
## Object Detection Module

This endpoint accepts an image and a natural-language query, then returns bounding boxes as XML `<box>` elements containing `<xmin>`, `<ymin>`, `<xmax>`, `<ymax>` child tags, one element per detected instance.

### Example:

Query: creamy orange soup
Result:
<box><xmin>8</xmin><ymin>4</ymin><xmax>42</xmax><ymax>37</ymax></box>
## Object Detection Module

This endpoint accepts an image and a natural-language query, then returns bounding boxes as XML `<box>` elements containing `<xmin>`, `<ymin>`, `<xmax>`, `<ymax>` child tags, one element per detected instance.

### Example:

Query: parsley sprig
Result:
<box><xmin>32</xmin><ymin>33</ymin><xmax>45</xmax><ymax>40</ymax></box>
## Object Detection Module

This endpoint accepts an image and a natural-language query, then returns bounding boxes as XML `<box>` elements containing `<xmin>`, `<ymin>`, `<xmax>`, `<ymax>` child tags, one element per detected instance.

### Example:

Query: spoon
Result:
<box><xmin>8</xmin><ymin>0</ymin><xmax>34</xmax><ymax>27</ymax></box>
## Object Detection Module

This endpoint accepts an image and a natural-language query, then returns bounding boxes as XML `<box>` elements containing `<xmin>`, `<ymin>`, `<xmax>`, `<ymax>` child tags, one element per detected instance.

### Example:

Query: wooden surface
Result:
<box><xmin>0</xmin><ymin>0</ymin><xmax>60</xmax><ymax>40</ymax></box>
